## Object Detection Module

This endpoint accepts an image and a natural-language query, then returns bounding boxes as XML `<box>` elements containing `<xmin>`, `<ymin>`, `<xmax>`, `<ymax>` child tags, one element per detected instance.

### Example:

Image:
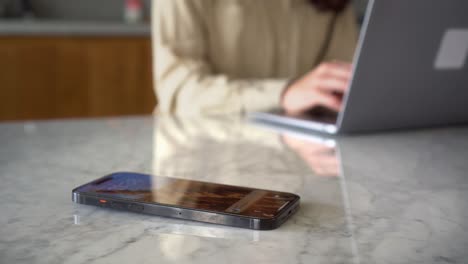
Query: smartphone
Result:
<box><xmin>72</xmin><ymin>172</ymin><xmax>300</xmax><ymax>230</ymax></box>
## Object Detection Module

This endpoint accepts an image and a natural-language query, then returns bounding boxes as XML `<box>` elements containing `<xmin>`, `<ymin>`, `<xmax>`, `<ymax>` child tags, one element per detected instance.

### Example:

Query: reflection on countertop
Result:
<box><xmin>0</xmin><ymin>115</ymin><xmax>467</xmax><ymax>263</ymax></box>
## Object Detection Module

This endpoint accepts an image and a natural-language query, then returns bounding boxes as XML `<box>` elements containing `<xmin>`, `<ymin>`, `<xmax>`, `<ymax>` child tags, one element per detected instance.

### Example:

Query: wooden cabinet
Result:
<box><xmin>0</xmin><ymin>36</ymin><xmax>155</xmax><ymax>121</ymax></box>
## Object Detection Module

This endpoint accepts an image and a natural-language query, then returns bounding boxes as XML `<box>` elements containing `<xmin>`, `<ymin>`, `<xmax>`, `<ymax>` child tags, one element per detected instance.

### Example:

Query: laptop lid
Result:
<box><xmin>337</xmin><ymin>0</ymin><xmax>468</xmax><ymax>133</ymax></box>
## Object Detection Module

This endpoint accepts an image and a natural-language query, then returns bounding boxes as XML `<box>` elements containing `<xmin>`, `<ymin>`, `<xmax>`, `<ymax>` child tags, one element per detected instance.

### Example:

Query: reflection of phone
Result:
<box><xmin>72</xmin><ymin>172</ymin><xmax>300</xmax><ymax>230</ymax></box>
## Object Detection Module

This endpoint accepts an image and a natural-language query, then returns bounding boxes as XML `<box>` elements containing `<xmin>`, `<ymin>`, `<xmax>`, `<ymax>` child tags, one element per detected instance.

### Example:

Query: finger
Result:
<box><xmin>313</xmin><ymin>92</ymin><xmax>342</xmax><ymax>112</ymax></box>
<box><xmin>281</xmin><ymin>134</ymin><xmax>304</xmax><ymax>150</ymax></box>
<box><xmin>316</xmin><ymin>78</ymin><xmax>350</xmax><ymax>93</ymax></box>
<box><xmin>305</xmin><ymin>156</ymin><xmax>340</xmax><ymax>177</ymax></box>
<box><xmin>315</xmin><ymin>62</ymin><xmax>352</xmax><ymax>78</ymax></box>
<box><xmin>329</xmin><ymin>60</ymin><xmax>353</xmax><ymax>69</ymax></box>
<box><xmin>317</xmin><ymin>68</ymin><xmax>352</xmax><ymax>83</ymax></box>
<box><xmin>326</xmin><ymin>60</ymin><xmax>353</xmax><ymax>70</ymax></box>
<box><xmin>301</xmin><ymin>145</ymin><xmax>335</xmax><ymax>155</ymax></box>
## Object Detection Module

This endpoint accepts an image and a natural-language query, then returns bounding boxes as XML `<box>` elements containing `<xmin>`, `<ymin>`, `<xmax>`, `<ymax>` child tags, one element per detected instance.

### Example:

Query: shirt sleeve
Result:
<box><xmin>152</xmin><ymin>0</ymin><xmax>288</xmax><ymax>116</ymax></box>
<box><xmin>323</xmin><ymin>5</ymin><xmax>359</xmax><ymax>62</ymax></box>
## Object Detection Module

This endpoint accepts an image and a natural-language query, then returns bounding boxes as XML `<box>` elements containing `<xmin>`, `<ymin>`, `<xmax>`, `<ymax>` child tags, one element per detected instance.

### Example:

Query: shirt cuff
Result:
<box><xmin>243</xmin><ymin>79</ymin><xmax>289</xmax><ymax>113</ymax></box>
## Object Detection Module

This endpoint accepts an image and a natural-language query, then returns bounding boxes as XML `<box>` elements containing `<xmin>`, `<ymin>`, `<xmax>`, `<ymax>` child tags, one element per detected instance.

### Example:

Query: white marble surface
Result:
<box><xmin>1</xmin><ymin>115</ymin><xmax>467</xmax><ymax>264</ymax></box>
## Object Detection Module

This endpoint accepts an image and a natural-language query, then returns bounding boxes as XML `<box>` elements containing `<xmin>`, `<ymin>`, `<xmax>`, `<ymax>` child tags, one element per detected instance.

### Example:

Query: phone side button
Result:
<box><xmin>128</xmin><ymin>204</ymin><xmax>144</xmax><ymax>212</ymax></box>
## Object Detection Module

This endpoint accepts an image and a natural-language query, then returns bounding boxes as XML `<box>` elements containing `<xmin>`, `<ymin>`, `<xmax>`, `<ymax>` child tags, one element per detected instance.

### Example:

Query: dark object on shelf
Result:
<box><xmin>0</xmin><ymin>0</ymin><xmax>34</xmax><ymax>18</ymax></box>
<box><xmin>21</xmin><ymin>0</ymin><xmax>35</xmax><ymax>18</ymax></box>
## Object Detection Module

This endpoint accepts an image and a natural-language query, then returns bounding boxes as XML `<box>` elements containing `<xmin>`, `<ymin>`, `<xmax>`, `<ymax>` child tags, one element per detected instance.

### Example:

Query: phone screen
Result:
<box><xmin>75</xmin><ymin>172</ymin><xmax>298</xmax><ymax>218</ymax></box>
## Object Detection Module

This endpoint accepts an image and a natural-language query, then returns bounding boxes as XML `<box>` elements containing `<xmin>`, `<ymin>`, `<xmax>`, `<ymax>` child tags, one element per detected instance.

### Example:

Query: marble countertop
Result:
<box><xmin>1</xmin><ymin>115</ymin><xmax>467</xmax><ymax>264</ymax></box>
<box><xmin>0</xmin><ymin>20</ymin><xmax>150</xmax><ymax>36</ymax></box>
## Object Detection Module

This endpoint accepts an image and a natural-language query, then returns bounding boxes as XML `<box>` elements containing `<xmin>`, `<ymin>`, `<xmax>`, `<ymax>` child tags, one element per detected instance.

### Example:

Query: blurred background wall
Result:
<box><xmin>0</xmin><ymin>0</ymin><xmax>155</xmax><ymax>121</ymax></box>
<box><xmin>0</xmin><ymin>0</ymin><xmax>368</xmax><ymax>121</ymax></box>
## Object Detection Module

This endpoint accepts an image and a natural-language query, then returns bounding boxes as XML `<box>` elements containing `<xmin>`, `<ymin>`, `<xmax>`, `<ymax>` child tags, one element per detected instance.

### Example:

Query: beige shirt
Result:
<box><xmin>152</xmin><ymin>0</ymin><xmax>358</xmax><ymax>116</ymax></box>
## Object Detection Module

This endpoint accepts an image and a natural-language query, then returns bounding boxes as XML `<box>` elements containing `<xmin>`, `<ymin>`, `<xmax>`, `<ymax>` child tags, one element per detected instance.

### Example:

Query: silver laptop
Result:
<box><xmin>251</xmin><ymin>0</ymin><xmax>468</xmax><ymax>134</ymax></box>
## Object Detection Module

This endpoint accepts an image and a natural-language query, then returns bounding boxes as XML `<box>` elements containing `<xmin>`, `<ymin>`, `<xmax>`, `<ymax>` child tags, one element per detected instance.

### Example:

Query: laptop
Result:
<box><xmin>251</xmin><ymin>0</ymin><xmax>468</xmax><ymax>134</ymax></box>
